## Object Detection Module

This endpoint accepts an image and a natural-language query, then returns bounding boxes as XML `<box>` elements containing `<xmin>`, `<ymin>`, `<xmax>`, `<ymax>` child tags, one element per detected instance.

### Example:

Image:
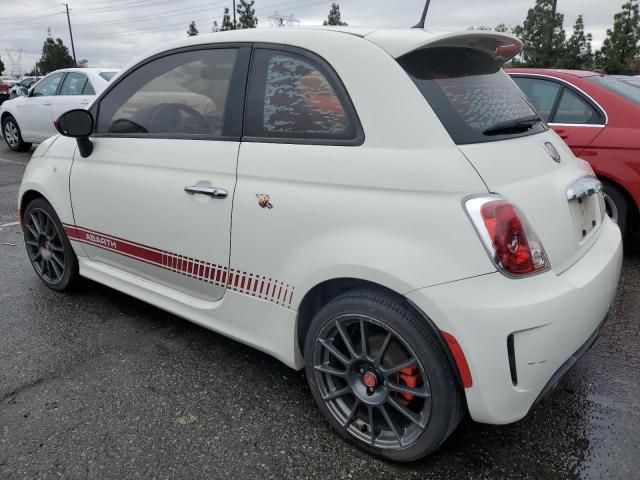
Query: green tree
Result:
<box><xmin>323</xmin><ymin>3</ymin><xmax>348</xmax><ymax>26</ymax></box>
<box><xmin>212</xmin><ymin>20</ymin><xmax>220</xmax><ymax>32</ymax></box>
<box><xmin>513</xmin><ymin>0</ymin><xmax>566</xmax><ymax>67</ymax></box>
<box><xmin>596</xmin><ymin>0</ymin><xmax>640</xmax><ymax>74</ymax></box>
<box><xmin>236</xmin><ymin>0</ymin><xmax>258</xmax><ymax>29</ymax></box>
<box><xmin>495</xmin><ymin>23</ymin><xmax>511</xmax><ymax>33</ymax></box>
<box><xmin>562</xmin><ymin>15</ymin><xmax>593</xmax><ymax>69</ymax></box>
<box><xmin>221</xmin><ymin>7</ymin><xmax>235</xmax><ymax>30</ymax></box>
<box><xmin>38</xmin><ymin>37</ymin><xmax>75</xmax><ymax>74</ymax></box>
<box><xmin>187</xmin><ymin>21</ymin><xmax>199</xmax><ymax>36</ymax></box>
<box><xmin>0</xmin><ymin>56</ymin><xmax>4</xmax><ymax>75</ymax></box>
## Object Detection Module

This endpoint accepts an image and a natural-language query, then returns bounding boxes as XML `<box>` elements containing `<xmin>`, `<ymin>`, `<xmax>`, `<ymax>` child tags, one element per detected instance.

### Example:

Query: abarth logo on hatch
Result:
<box><xmin>256</xmin><ymin>194</ymin><xmax>273</xmax><ymax>209</ymax></box>
<box><xmin>543</xmin><ymin>141</ymin><xmax>561</xmax><ymax>163</ymax></box>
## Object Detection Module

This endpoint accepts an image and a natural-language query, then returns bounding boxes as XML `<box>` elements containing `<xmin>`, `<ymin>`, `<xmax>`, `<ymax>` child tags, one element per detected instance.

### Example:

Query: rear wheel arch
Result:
<box><xmin>295</xmin><ymin>277</ymin><xmax>466</xmax><ymax>390</ymax></box>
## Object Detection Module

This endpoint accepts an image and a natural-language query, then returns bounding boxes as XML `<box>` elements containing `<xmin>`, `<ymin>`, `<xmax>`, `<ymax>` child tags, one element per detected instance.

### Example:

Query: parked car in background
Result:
<box><xmin>0</xmin><ymin>80</ymin><xmax>10</xmax><ymax>104</ymax></box>
<box><xmin>0</xmin><ymin>75</ymin><xmax>18</xmax><ymax>87</ymax></box>
<box><xmin>509</xmin><ymin>69</ymin><xmax>640</xmax><ymax>237</ymax></box>
<box><xmin>0</xmin><ymin>67</ymin><xmax>119</xmax><ymax>151</ymax></box>
<box><xmin>18</xmin><ymin>28</ymin><xmax>622</xmax><ymax>461</ymax></box>
<box><xmin>9</xmin><ymin>76</ymin><xmax>42</xmax><ymax>99</ymax></box>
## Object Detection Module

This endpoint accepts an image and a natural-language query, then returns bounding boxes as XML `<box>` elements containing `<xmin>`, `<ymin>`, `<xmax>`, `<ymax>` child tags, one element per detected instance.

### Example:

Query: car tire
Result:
<box><xmin>304</xmin><ymin>289</ymin><xmax>464</xmax><ymax>462</ymax></box>
<box><xmin>602</xmin><ymin>181</ymin><xmax>628</xmax><ymax>238</ymax></box>
<box><xmin>23</xmin><ymin>197</ymin><xmax>79</xmax><ymax>291</ymax></box>
<box><xmin>2</xmin><ymin>115</ymin><xmax>32</xmax><ymax>152</ymax></box>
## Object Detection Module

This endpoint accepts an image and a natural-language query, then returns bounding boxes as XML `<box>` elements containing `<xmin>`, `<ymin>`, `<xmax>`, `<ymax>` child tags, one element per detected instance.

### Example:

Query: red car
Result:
<box><xmin>508</xmin><ymin>69</ymin><xmax>640</xmax><ymax>237</ymax></box>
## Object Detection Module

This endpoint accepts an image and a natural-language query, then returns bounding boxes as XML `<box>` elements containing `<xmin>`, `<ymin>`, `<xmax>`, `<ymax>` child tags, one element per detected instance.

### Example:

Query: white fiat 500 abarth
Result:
<box><xmin>18</xmin><ymin>27</ymin><xmax>622</xmax><ymax>462</ymax></box>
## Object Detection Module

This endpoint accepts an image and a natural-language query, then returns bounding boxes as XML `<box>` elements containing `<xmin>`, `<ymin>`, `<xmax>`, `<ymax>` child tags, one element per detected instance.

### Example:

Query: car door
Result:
<box><xmin>69</xmin><ymin>45</ymin><xmax>250</xmax><ymax>301</ymax></box>
<box><xmin>511</xmin><ymin>75</ymin><xmax>605</xmax><ymax>156</ymax></box>
<box><xmin>17</xmin><ymin>72</ymin><xmax>66</xmax><ymax>140</ymax></box>
<box><xmin>51</xmin><ymin>72</ymin><xmax>95</xmax><ymax>121</ymax></box>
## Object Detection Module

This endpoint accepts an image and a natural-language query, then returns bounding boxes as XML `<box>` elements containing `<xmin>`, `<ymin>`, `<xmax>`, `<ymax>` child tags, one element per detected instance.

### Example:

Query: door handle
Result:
<box><xmin>43</xmin><ymin>101</ymin><xmax>52</xmax><ymax>106</ymax></box>
<box><xmin>184</xmin><ymin>185</ymin><xmax>228</xmax><ymax>199</ymax></box>
<box><xmin>80</xmin><ymin>100</ymin><xmax>89</xmax><ymax>105</ymax></box>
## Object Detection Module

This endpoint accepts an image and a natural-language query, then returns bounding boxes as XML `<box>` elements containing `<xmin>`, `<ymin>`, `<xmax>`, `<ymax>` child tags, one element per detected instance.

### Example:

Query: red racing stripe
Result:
<box><xmin>63</xmin><ymin>224</ymin><xmax>294</xmax><ymax>308</ymax></box>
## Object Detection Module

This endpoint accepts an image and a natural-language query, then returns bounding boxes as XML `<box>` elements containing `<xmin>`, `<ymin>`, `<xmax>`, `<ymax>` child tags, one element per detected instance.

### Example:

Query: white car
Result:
<box><xmin>1</xmin><ymin>68</ymin><xmax>118</xmax><ymax>151</ymax></box>
<box><xmin>17</xmin><ymin>28</ymin><xmax>622</xmax><ymax>461</ymax></box>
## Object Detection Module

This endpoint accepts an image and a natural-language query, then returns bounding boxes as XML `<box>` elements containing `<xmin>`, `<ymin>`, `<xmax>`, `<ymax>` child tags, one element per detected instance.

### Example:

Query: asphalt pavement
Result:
<box><xmin>1</xmin><ymin>143</ymin><xmax>639</xmax><ymax>479</ymax></box>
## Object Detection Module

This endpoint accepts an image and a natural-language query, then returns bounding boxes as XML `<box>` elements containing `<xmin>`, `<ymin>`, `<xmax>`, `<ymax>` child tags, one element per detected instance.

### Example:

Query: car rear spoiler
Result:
<box><xmin>366</xmin><ymin>30</ymin><xmax>523</xmax><ymax>65</ymax></box>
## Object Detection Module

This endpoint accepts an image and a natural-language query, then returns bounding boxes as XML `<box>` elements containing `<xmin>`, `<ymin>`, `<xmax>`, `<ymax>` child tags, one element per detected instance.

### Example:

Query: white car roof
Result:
<box><xmin>46</xmin><ymin>67</ymin><xmax>119</xmax><ymax>74</ymax></box>
<box><xmin>117</xmin><ymin>27</ymin><xmax>522</xmax><ymax>76</ymax></box>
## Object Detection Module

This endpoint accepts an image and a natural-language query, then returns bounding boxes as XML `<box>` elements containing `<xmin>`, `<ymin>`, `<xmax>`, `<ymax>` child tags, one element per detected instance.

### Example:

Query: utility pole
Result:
<box><xmin>64</xmin><ymin>3</ymin><xmax>77</xmax><ymax>65</ymax></box>
<box><xmin>232</xmin><ymin>0</ymin><xmax>237</xmax><ymax>29</ymax></box>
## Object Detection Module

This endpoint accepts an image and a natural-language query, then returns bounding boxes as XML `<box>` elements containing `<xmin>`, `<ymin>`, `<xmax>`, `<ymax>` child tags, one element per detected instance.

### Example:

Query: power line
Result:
<box><xmin>0</xmin><ymin>5</ymin><xmax>59</xmax><ymax>23</ymax></box>
<box><xmin>73</xmin><ymin>0</ymin><xmax>229</xmax><ymax>28</ymax></box>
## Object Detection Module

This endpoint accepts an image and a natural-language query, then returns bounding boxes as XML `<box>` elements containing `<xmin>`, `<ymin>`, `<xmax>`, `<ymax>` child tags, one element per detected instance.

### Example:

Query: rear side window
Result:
<box><xmin>398</xmin><ymin>47</ymin><xmax>546</xmax><ymax>144</ymax></box>
<box><xmin>60</xmin><ymin>73</ymin><xmax>89</xmax><ymax>96</ymax></box>
<box><xmin>553</xmin><ymin>89</ymin><xmax>601</xmax><ymax>124</ymax></box>
<box><xmin>100</xmin><ymin>71</ymin><xmax>117</xmax><ymax>82</ymax></box>
<box><xmin>511</xmin><ymin>77</ymin><xmax>561</xmax><ymax>121</ymax></box>
<box><xmin>245</xmin><ymin>48</ymin><xmax>360</xmax><ymax>143</ymax></box>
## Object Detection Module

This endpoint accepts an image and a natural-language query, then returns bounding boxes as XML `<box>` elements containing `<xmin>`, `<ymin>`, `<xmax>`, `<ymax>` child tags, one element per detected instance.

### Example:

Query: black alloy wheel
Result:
<box><xmin>23</xmin><ymin>198</ymin><xmax>79</xmax><ymax>290</ymax></box>
<box><xmin>305</xmin><ymin>289</ymin><xmax>463</xmax><ymax>462</ymax></box>
<box><xmin>313</xmin><ymin>314</ymin><xmax>432</xmax><ymax>449</ymax></box>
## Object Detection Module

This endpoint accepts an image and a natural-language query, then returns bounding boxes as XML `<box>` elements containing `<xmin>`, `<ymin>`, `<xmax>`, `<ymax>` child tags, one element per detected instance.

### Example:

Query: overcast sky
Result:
<box><xmin>0</xmin><ymin>0</ymin><xmax>618</xmax><ymax>75</ymax></box>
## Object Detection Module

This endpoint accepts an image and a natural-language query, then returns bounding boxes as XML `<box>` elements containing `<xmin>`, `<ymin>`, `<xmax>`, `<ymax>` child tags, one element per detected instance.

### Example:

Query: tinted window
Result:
<box><xmin>100</xmin><ymin>71</ymin><xmax>117</xmax><ymax>81</ymax></box>
<box><xmin>553</xmin><ymin>89</ymin><xmax>601</xmax><ymax>124</ymax></box>
<box><xmin>512</xmin><ymin>77</ymin><xmax>562</xmax><ymax>121</ymax></box>
<box><xmin>60</xmin><ymin>73</ymin><xmax>89</xmax><ymax>96</ymax></box>
<box><xmin>398</xmin><ymin>47</ymin><xmax>545</xmax><ymax>145</ymax></box>
<box><xmin>98</xmin><ymin>49</ymin><xmax>240</xmax><ymax>137</ymax></box>
<box><xmin>588</xmin><ymin>75</ymin><xmax>640</xmax><ymax>106</ymax></box>
<box><xmin>245</xmin><ymin>49</ymin><xmax>356</xmax><ymax>141</ymax></box>
<box><xmin>32</xmin><ymin>73</ymin><xmax>65</xmax><ymax>97</ymax></box>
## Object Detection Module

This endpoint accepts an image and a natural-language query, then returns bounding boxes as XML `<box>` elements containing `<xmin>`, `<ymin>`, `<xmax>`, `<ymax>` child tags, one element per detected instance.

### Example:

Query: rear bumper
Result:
<box><xmin>406</xmin><ymin>217</ymin><xmax>623</xmax><ymax>424</ymax></box>
<box><xmin>528</xmin><ymin>313</ymin><xmax>606</xmax><ymax>413</ymax></box>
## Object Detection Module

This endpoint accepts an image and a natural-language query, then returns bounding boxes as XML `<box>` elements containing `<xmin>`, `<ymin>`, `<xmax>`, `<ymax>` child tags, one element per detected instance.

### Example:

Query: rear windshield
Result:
<box><xmin>398</xmin><ymin>47</ymin><xmax>546</xmax><ymax>145</ymax></box>
<box><xmin>587</xmin><ymin>75</ymin><xmax>640</xmax><ymax>106</ymax></box>
<box><xmin>100</xmin><ymin>71</ymin><xmax>117</xmax><ymax>81</ymax></box>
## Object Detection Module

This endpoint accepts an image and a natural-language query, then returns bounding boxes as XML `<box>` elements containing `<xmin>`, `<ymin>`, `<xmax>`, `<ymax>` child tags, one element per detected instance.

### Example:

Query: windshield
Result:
<box><xmin>588</xmin><ymin>75</ymin><xmax>640</xmax><ymax>106</ymax></box>
<box><xmin>100</xmin><ymin>71</ymin><xmax>118</xmax><ymax>81</ymax></box>
<box><xmin>398</xmin><ymin>46</ymin><xmax>546</xmax><ymax>145</ymax></box>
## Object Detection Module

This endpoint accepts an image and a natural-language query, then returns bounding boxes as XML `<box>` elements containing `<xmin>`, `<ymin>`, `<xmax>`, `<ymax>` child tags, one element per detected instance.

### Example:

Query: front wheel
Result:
<box><xmin>304</xmin><ymin>289</ymin><xmax>463</xmax><ymax>462</ymax></box>
<box><xmin>2</xmin><ymin>115</ymin><xmax>32</xmax><ymax>152</ymax></box>
<box><xmin>23</xmin><ymin>198</ymin><xmax>79</xmax><ymax>291</ymax></box>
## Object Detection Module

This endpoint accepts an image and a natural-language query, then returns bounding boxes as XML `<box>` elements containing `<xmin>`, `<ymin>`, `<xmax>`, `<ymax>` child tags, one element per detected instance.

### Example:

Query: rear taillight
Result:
<box><xmin>465</xmin><ymin>195</ymin><xmax>549</xmax><ymax>277</ymax></box>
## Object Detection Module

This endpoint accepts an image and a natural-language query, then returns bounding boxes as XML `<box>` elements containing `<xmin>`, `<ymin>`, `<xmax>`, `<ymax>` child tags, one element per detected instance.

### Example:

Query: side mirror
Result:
<box><xmin>55</xmin><ymin>109</ymin><xmax>94</xmax><ymax>158</ymax></box>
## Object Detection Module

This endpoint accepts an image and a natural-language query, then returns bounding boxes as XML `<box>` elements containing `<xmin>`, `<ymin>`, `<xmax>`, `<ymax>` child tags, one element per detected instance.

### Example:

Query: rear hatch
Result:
<box><xmin>396</xmin><ymin>34</ymin><xmax>606</xmax><ymax>273</ymax></box>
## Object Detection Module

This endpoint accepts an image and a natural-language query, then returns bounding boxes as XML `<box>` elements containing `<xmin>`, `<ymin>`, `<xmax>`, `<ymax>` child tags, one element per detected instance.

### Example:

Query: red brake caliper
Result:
<box><xmin>397</xmin><ymin>366</ymin><xmax>420</xmax><ymax>405</ymax></box>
